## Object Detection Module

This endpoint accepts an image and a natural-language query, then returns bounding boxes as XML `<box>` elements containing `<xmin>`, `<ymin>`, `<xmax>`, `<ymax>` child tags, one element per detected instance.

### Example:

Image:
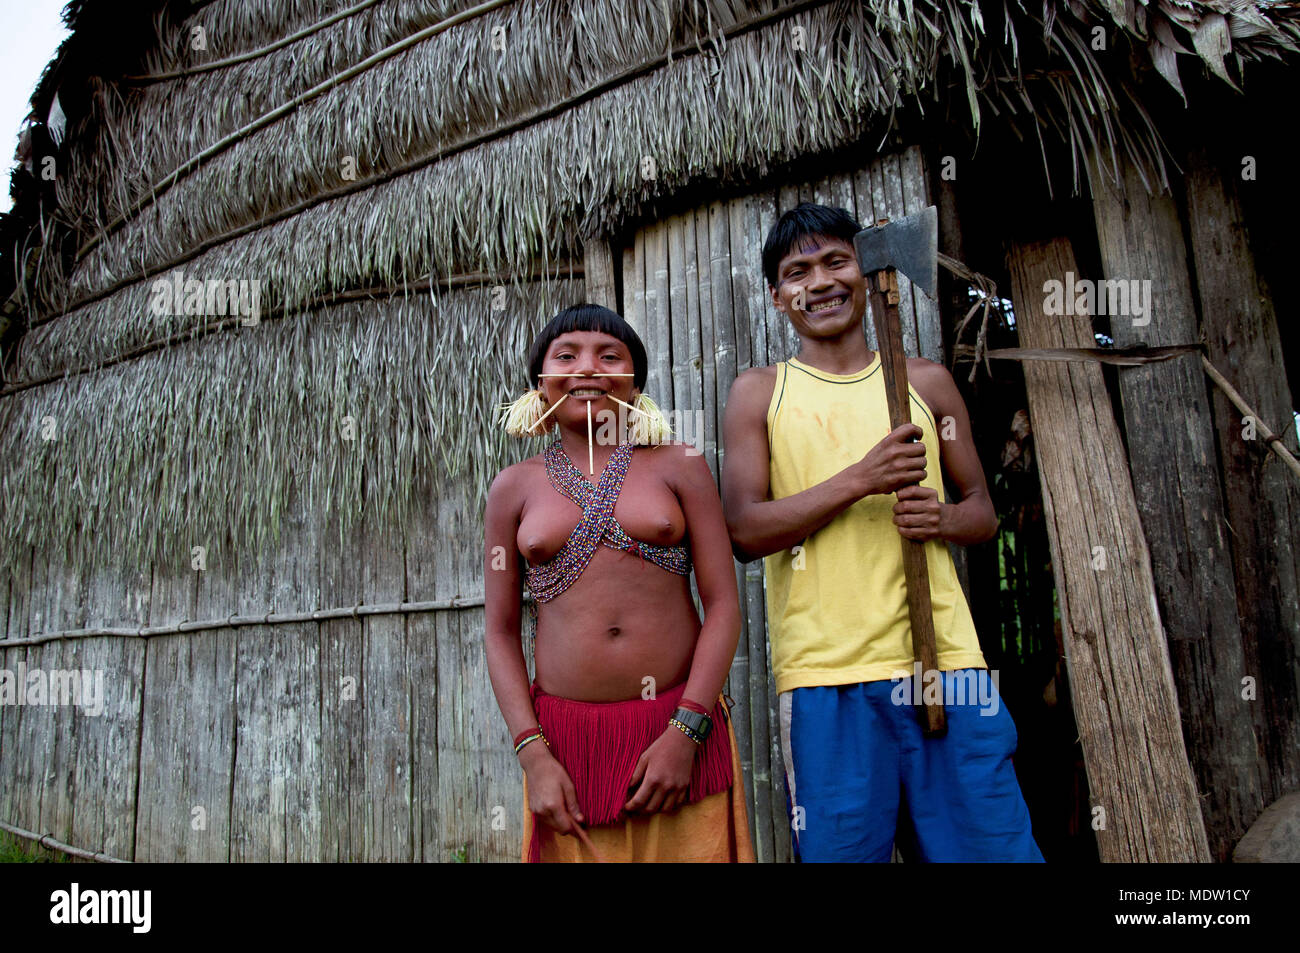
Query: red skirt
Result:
<box><xmin>526</xmin><ymin>681</ymin><xmax>735</xmax><ymax>863</ymax></box>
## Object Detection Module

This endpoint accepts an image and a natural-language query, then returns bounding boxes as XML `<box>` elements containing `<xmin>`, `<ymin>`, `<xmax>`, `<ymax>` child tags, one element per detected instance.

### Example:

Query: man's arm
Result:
<box><xmin>896</xmin><ymin>359</ymin><xmax>998</xmax><ymax>545</ymax></box>
<box><xmin>721</xmin><ymin>367</ymin><xmax>928</xmax><ymax>562</ymax></box>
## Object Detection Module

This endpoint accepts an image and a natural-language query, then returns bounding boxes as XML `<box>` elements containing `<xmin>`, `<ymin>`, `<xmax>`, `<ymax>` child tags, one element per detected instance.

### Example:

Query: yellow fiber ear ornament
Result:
<box><xmin>629</xmin><ymin>392</ymin><xmax>673</xmax><ymax>445</ymax></box>
<box><xmin>498</xmin><ymin>389</ymin><xmax>550</xmax><ymax>437</ymax></box>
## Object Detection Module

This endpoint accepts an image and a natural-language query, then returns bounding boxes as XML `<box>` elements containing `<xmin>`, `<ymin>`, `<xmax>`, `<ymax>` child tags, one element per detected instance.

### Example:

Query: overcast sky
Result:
<box><xmin>1</xmin><ymin>0</ymin><xmax>71</xmax><ymax>212</ymax></box>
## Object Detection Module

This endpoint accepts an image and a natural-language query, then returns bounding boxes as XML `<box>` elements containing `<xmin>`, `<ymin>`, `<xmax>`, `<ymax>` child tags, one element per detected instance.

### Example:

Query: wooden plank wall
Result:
<box><xmin>621</xmin><ymin>146</ymin><xmax>938</xmax><ymax>861</ymax></box>
<box><xmin>0</xmin><ymin>487</ymin><xmax>515</xmax><ymax>863</ymax></box>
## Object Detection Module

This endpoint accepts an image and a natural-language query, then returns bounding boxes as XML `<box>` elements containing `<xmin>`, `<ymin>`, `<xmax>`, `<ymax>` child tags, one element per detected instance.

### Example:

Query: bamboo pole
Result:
<box><xmin>3</xmin><ymin>595</ymin><xmax>502</xmax><ymax>648</ymax></box>
<box><xmin>1200</xmin><ymin>356</ymin><xmax>1300</xmax><ymax>482</ymax></box>
<box><xmin>0</xmin><ymin>820</ymin><xmax>129</xmax><ymax>863</ymax></box>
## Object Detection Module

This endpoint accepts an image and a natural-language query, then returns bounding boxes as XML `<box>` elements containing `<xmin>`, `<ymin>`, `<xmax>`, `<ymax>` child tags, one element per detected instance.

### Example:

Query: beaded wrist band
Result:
<box><xmin>669</xmin><ymin>717</ymin><xmax>704</xmax><ymax>745</ymax></box>
<box><xmin>513</xmin><ymin>726</ymin><xmax>549</xmax><ymax>755</ymax></box>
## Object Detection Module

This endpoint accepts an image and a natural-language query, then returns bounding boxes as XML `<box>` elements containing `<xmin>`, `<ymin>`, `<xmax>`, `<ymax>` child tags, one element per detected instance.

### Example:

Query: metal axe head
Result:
<box><xmin>853</xmin><ymin>206</ymin><xmax>938</xmax><ymax>299</ymax></box>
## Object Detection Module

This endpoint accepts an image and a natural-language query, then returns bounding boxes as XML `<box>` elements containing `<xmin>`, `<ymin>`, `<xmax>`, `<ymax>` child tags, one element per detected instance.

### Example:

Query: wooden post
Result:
<box><xmin>1184</xmin><ymin>148</ymin><xmax>1300</xmax><ymax>812</ymax></box>
<box><xmin>583</xmin><ymin>239</ymin><xmax>617</xmax><ymax>311</ymax></box>
<box><xmin>1007</xmin><ymin>237</ymin><xmax>1210</xmax><ymax>862</ymax></box>
<box><xmin>1091</xmin><ymin>154</ymin><xmax>1257</xmax><ymax>861</ymax></box>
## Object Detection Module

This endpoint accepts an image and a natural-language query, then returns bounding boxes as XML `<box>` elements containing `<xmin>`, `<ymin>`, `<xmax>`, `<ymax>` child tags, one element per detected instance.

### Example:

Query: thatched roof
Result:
<box><xmin>1</xmin><ymin>0</ymin><xmax>1297</xmax><ymax>580</ymax></box>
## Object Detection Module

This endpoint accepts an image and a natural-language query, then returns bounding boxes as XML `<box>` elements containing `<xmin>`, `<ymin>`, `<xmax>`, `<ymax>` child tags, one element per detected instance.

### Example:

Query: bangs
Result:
<box><xmin>762</xmin><ymin>203</ymin><xmax>862</xmax><ymax>288</ymax></box>
<box><xmin>526</xmin><ymin>303</ymin><xmax>648</xmax><ymax>389</ymax></box>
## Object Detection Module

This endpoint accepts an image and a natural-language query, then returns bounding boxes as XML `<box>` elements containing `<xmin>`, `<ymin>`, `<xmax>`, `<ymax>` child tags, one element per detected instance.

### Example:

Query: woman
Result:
<box><xmin>484</xmin><ymin>303</ymin><xmax>754</xmax><ymax>862</ymax></box>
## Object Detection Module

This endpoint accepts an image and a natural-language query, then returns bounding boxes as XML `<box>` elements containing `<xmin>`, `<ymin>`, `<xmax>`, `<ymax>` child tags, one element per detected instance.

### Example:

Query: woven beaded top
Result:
<box><xmin>525</xmin><ymin>440</ymin><xmax>692</xmax><ymax>604</ymax></box>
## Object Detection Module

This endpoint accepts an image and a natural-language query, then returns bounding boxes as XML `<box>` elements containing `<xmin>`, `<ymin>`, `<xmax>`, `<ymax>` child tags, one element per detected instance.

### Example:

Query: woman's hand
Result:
<box><xmin>623</xmin><ymin>726</ymin><xmax>698</xmax><ymax>815</ymax></box>
<box><xmin>521</xmin><ymin>744</ymin><xmax>586</xmax><ymax>835</ymax></box>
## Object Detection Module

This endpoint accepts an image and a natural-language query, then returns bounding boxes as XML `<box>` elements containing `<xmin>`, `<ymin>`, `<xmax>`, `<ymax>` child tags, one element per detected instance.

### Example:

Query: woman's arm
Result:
<box><xmin>624</xmin><ymin>443</ymin><xmax>742</xmax><ymax>814</ymax></box>
<box><xmin>674</xmin><ymin>446</ymin><xmax>743</xmax><ymax>715</ymax></box>
<box><xmin>484</xmin><ymin>465</ymin><xmax>585</xmax><ymax>834</ymax></box>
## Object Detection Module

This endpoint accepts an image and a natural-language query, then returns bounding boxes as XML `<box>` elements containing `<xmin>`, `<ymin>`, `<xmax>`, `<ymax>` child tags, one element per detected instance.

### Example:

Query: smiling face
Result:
<box><xmin>769</xmin><ymin>234</ymin><xmax>867</xmax><ymax>341</ymax></box>
<box><xmin>537</xmin><ymin>330</ymin><xmax>638</xmax><ymax>429</ymax></box>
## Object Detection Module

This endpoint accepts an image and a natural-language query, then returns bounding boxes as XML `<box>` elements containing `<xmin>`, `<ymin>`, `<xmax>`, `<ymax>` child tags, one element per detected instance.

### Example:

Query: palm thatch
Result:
<box><xmin>1</xmin><ymin>0</ymin><xmax>1297</xmax><ymax>580</ymax></box>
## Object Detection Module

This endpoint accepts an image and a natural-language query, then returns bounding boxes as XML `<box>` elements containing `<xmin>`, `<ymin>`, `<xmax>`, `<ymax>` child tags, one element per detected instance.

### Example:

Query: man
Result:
<box><xmin>721</xmin><ymin>202</ymin><xmax>1042</xmax><ymax>862</ymax></box>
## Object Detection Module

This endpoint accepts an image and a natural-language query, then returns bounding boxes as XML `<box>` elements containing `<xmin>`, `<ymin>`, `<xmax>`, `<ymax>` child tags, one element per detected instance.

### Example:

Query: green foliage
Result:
<box><xmin>0</xmin><ymin>832</ymin><xmax>70</xmax><ymax>863</ymax></box>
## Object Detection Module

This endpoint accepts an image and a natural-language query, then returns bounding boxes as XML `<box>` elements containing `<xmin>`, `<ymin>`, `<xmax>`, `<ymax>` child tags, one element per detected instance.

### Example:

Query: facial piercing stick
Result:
<box><xmin>528</xmin><ymin>392</ymin><xmax>569</xmax><ymax>433</ymax></box>
<box><xmin>607</xmin><ymin>394</ymin><xmax>647</xmax><ymax>418</ymax></box>
<box><xmin>587</xmin><ymin>400</ymin><xmax>595</xmax><ymax>474</ymax></box>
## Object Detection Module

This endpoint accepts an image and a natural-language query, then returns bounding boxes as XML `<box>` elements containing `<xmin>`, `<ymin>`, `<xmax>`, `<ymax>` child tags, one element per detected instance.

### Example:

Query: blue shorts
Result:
<box><xmin>779</xmin><ymin>669</ymin><xmax>1044</xmax><ymax>862</ymax></box>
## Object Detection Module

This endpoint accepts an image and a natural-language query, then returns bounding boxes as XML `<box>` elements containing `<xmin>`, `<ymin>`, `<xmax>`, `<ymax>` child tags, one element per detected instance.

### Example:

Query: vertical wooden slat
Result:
<box><xmin>583</xmin><ymin>239</ymin><xmax>617</xmax><ymax>310</ymax></box>
<box><xmin>900</xmin><ymin>146</ymin><xmax>944</xmax><ymax>363</ymax></box>
<box><xmin>1007</xmin><ymin>236</ymin><xmax>1211</xmax><ymax>862</ymax></box>
<box><xmin>0</xmin><ymin>549</ymin><xmax>34</xmax><ymax>843</ymax></box>
<box><xmin>729</xmin><ymin>193</ymin><xmax>779</xmax><ymax>863</ymax></box>
<box><xmin>729</xmin><ymin>200</ymin><xmax>755</xmax><ymax>379</ymax></box>
<box><xmin>23</xmin><ymin>554</ymin><xmax>71</xmax><ymax>849</ymax></box>
<box><xmin>137</xmin><ymin>552</ymin><xmax>212</xmax><ymax>860</ymax></box>
<box><xmin>0</xmin><ymin>549</ymin><xmax>24</xmax><ymax>837</ymax></box>
<box><xmin>775</xmin><ymin>185</ymin><xmax>804</xmax><ymax>358</ymax></box>
<box><xmin>434</xmin><ymin>490</ymin><xmax>463</xmax><ymax>862</ymax></box>
<box><xmin>1091</xmin><ymin>152</ymin><xmax>1253</xmax><ymax>861</ymax></box>
<box><xmin>229</xmin><ymin>508</ymin><xmax>323</xmax><ymax>862</ymax></box>
<box><xmin>406</xmin><ymin>485</ymin><xmax>441</xmax><ymax>862</ymax></box>
<box><xmin>436</xmin><ymin>489</ymin><xmax>514</xmax><ymax>862</ymax></box>
<box><xmin>360</xmin><ymin>510</ymin><xmax>411</xmax><ymax>861</ymax></box>
<box><xmin>682</xmin><ymin>210</ymin><xmax>706</xmax><ymax>459</ymax></box>
<box><xmin>459</xmin><ymin>491</ymin><xmax>513</xmax><ymax>863</ymax></box>
<box><xmin>319</xmin><ymin>511</ymin><xmax>365</xmax><ymax>861</ymax></box>
<box><xmin>16</xmin><ymin>551</ymin><xmax>50</xmax><ymax>842</ymax></box>
<box><xmin>744</xmin><ymin>190</ymin><xmax>792</xmax><ymax>863</ymax></box>
<box><xmin>621</xmin><ymin>244</ymin><xmax>638</xmax><ymax>324</ymax></box>
<box><xmin>707</xmin><ymin>198</ymin><xmax>766</xmax><ymax>856</ymax></box>
<box><xmin>851</xmin><ymin>168</ymin><xmax>880</xmax><ymax>351</ymax></box>
<box><xmin>1184</xmin><ymin>147</ymin><xmax>1297</xmax><ymax>839</ymax></box>
<box><xmin>667</xmin><ymin>213</ymin><xmax>690</xmax><ymax>417</ymax></box>
<box><xmin>756</xmin><ymin>189</ymin><xmax>786</xmax><ymax>365</ymax></box>
<box><xmin>696</xmin><ymin>208</ymin><xmax>718</xmax><ymax>481</ymax></box>
<box><xmin>643</xmin><ymin>221</ymin><xmax>672</xmax><ymax>417</ymax></box>
<box><xmin>73</xmin><ymin>562</ymin><xmax>146</xmax><ymax>861</ymax></box>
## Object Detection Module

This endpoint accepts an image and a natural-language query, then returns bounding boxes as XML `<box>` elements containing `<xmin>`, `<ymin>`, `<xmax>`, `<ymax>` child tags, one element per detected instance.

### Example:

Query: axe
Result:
<box><xmin>853</xmin><ymin>207</ymin><xmax>947</xmax><ymax>738</ymax></box>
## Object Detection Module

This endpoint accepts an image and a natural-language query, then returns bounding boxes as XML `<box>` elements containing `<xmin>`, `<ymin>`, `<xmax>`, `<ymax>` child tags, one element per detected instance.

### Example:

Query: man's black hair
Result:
<box><xmin>761</xmin><ymin>202</ymin><xmax>862</xmax><ymax>288</ymax></box>
<box><xmin>526</xmin><ymin>303</ymin><xmax>648</xmax><ymax>389</ymax></box>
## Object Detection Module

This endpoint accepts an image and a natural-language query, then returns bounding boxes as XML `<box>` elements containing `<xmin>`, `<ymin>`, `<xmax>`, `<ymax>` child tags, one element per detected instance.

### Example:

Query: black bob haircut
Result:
<box><xmin>526</xmin><ymin>303</ymin><xmax>649</xmax><ymax>390</ymax></box>
<box><xmin>761</xmin><ymin>202</ymin><xmax>862</xmax><ymax>289</ymax></box>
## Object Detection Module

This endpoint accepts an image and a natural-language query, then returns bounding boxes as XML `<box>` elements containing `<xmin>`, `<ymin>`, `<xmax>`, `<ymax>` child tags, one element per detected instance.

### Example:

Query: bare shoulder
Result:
<box><xmin>486</xmin><ymin>454</ymin><xmax>543</xmax><ymax>510</ymax></box>
<box><xmin>906</xmin><ymin>357</ymin><xmax>959</xmax><ymax>412</ymax></box>
<box><xmin>905</xmin><ymin>356</ymin><xmax>951</xmax><ymax>386</ymax></box>
<box><xmin>640</xmin><ymin>439</ymin><xmax>705</xmax><ymax>468</ymax></box>
<box><xmin>641</xmin><ymin>441</ymin><xmax>715</xmax><ymax>488</ymax></box>
<box><xmin>725</xmin><ymin>365</ymin><xmax>779</xmax><ymax>416</ymax></box>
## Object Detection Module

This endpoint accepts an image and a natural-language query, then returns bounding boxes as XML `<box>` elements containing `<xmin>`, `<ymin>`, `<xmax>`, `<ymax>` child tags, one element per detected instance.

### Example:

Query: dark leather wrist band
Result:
<box><xmin>670</xmin><ymin>706</ymin><xmax>712</xmax><ymax>742</ymax></box>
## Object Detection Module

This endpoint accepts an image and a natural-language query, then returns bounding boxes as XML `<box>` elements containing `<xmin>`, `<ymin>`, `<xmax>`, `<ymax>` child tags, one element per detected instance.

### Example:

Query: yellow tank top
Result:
<box><xmin>763</xmin><ymin>355</ymin><xmax>986</xmax><ymax>694</ymax></box>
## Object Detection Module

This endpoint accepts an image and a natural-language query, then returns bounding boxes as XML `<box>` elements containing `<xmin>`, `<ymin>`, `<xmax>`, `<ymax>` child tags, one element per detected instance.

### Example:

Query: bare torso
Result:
<box><xmin>514</xmin><ymin>446</ymin><xmax>701</xmax><ymax>701</ymax></box>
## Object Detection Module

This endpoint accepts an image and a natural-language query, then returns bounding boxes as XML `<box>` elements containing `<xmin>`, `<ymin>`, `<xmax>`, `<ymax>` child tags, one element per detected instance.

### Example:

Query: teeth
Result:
<box><xmin>571</xmin><ymin>389</ymin><xmax>606</xmax><ymax>396</ymax></box>
<box><xmin>809</xmin><ymin>296</ymin><xmax>846</xmax><ymax>313</ymax></box>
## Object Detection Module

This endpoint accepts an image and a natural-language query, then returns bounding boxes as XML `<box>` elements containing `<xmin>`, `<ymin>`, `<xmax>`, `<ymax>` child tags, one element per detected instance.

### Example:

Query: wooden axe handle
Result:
<box><xmin>867</xmin><ymin>268</ymin><xmax>946</xmax><ymax>738</ymax></box>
